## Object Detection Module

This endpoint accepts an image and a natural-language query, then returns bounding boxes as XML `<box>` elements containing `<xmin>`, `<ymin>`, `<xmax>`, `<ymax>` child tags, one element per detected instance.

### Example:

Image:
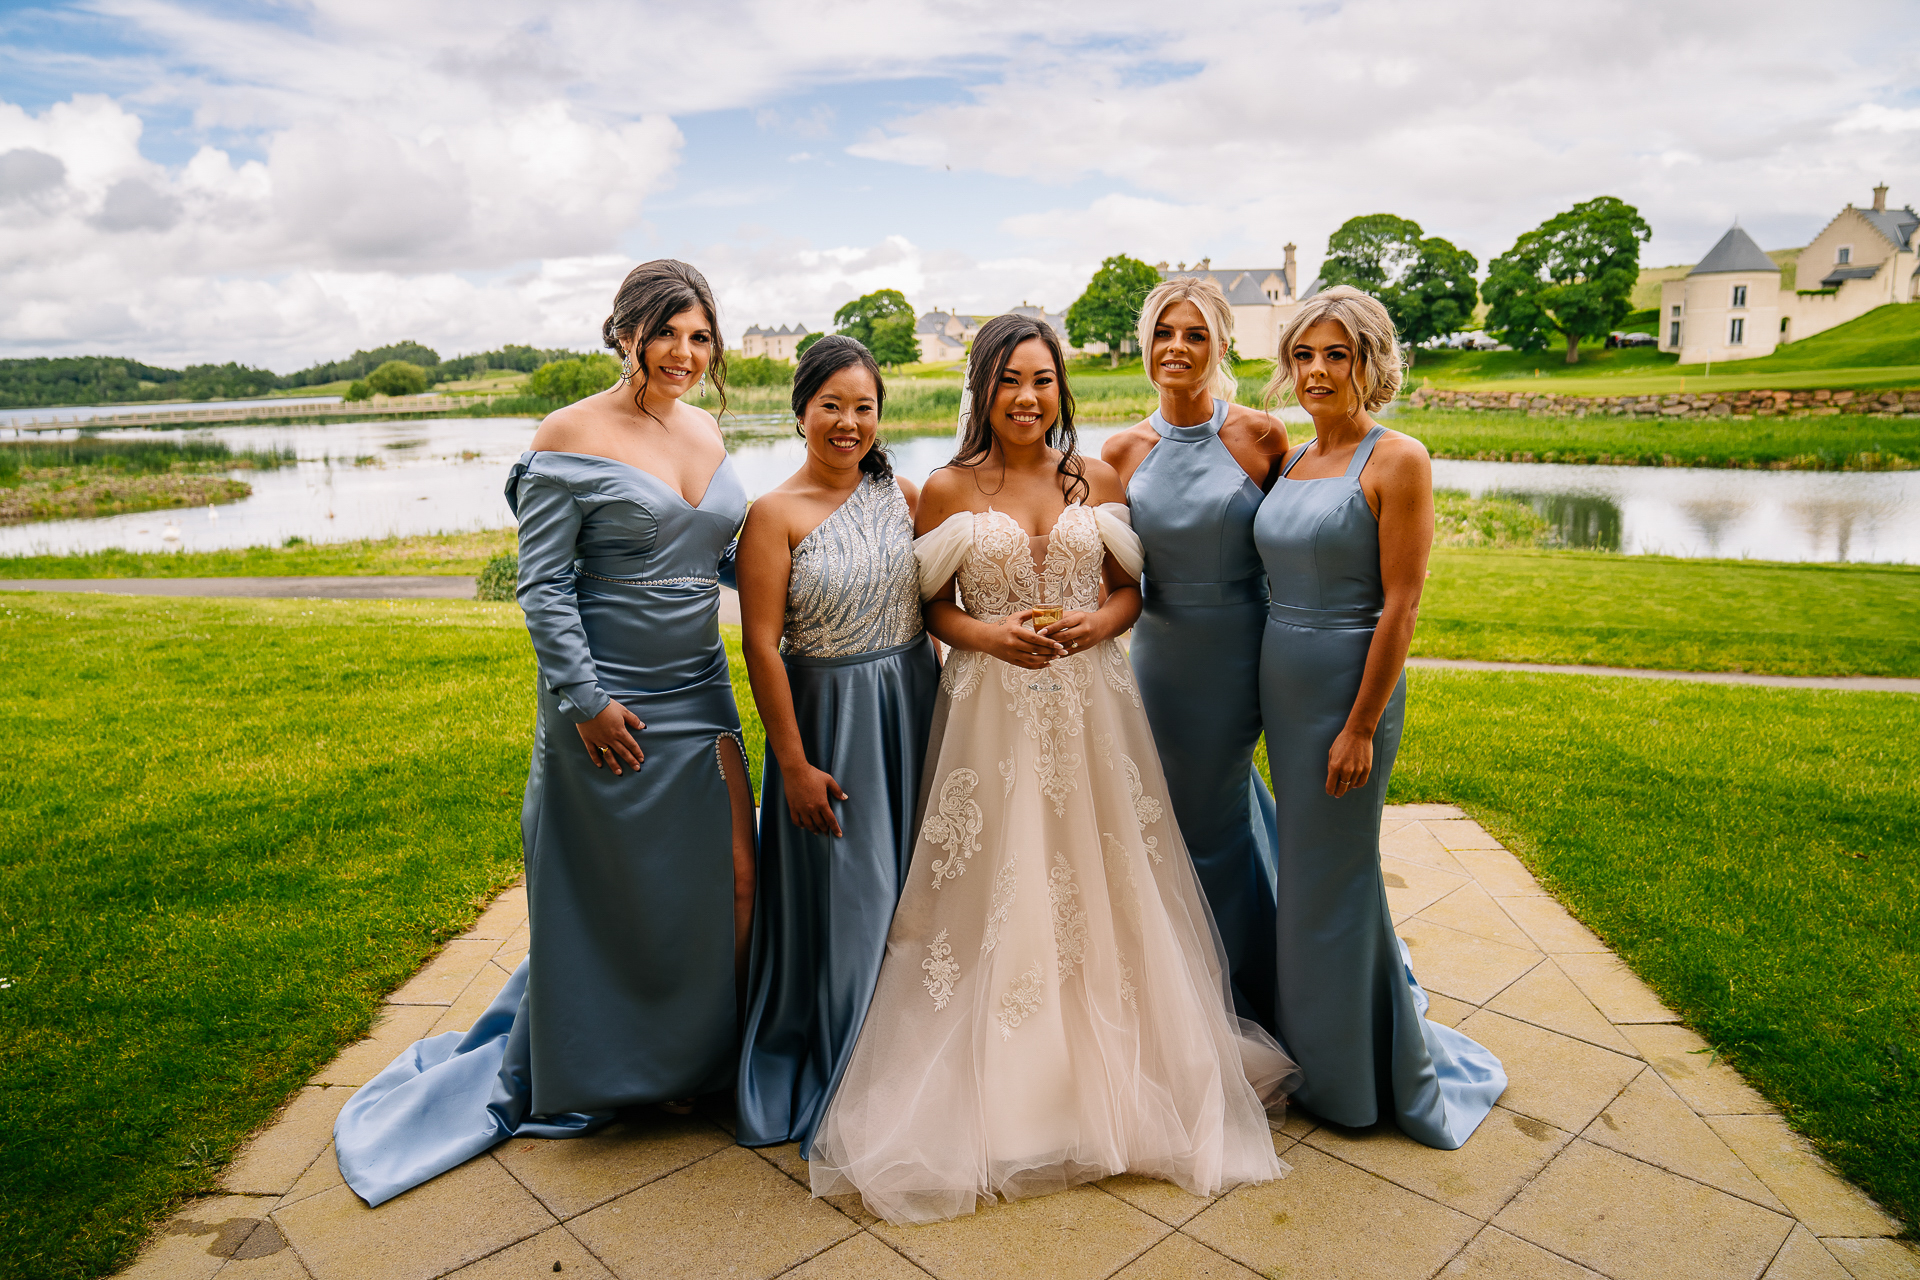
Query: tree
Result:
<box><xmin>1320</xmin><ymin>215</ymin><xmax>1480</xmax><ymax>362</ymax></box>
<box><xmin>1320</xmin><ymin>214</ymin><xmax>1424</xmax><ymax>294</ymax></box>
<box><xmin>833</xmin><ymin>290</ymin><xmax>913</xmax><ymax>348</ymax></box>
<box><xmin>795</xmin><ymin>331</ymin><xmax>824</xmax><ymax>360</ymax></box>
<box><xmin>366</xmin><ymin>360</ymin><xmax>429</xmax><ymax>396</ymax></box>
<box><xmin>868</xmin><ymin>313</ymin><xmax>920</xmax><ymax>366</ymax></box>
<box><xmin>528</xmin><ymin>354</ymin><xmax>619</xmax><ymax>403</ymax></box>
<box><xmin>1067</xmin><ymin>255</ymin><xmax>1161</xmax><ymax>368</ymax></box>
<box><xmin>1483</xmin><ymin>196</ymin><xmax>1652</xmax><ymax>363</ymax></box>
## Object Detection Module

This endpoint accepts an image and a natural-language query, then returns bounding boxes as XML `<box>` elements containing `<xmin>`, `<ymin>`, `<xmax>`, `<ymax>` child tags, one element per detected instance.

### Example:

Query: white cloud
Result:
<box><xmin>2</xmin><ymin>0</ymin><xmax>1918</xmax><ymax>370</ymax></box>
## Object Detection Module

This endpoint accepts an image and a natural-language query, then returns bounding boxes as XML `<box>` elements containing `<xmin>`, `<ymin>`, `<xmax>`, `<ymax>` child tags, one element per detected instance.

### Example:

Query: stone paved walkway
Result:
<box><xmin>122</xmin><ymin>807</ymin><xmax>1914</xmax><ymax>1280</ymax></box>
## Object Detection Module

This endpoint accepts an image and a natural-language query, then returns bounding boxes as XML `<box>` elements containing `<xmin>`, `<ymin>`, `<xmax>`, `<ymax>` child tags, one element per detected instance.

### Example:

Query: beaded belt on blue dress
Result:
<box><xmin>1267</xmin><ymin>600</ymin><xmax>1383</xmax><ymax>630</ymax></box>
<box><xmin>1143</xmin><ymin>574</ymin><xmax>1267</xmax><ymax>608</ymax></box>
<box><xmin>576</xmin><ymin>570</ymin><xmax>718</xmax><ymax>589</ymax></box>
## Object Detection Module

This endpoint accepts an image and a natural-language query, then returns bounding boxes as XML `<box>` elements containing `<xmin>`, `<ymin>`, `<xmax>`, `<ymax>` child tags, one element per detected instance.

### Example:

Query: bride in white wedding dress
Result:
<box><xmin>807</xmin><ymin>315</ymin><xmax>1300</xmax><ymax>1226</ymax></box>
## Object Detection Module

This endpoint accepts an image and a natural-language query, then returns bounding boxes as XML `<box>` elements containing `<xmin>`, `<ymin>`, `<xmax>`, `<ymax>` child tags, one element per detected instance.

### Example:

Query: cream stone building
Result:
<box><xmin>1660</xmin><ymin>186</ymin><xmax>1919</xmax><ymax>364</ymax></box>
<box><xmin>914</xmin><ymin>310</ymin><xmax>984</xmax><ymax>363</ymax></box>
<box><xmin>1155</xmin><ymin>246</ymin><xmax>1319</xmax><ymax>361</ymax></box>
<box><xmin>739</xmin><ymin>323</ymin><xmax>814</xmax><ymax>361</ymax></box>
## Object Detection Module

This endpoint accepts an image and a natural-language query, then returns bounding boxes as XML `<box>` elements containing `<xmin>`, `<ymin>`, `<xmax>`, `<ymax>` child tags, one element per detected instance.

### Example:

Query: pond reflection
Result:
<box><xmin>1498</xmin><ymin>493</ymin><xmax>1624</xmax><ymax>551</ymax></box>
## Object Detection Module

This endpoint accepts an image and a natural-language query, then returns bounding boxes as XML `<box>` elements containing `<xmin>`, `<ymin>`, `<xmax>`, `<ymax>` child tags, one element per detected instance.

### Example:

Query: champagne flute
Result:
<box><xmin>1027</xmin><ymin>594</ymin><xmax>1065</xmax><ymax>692</ymax></box>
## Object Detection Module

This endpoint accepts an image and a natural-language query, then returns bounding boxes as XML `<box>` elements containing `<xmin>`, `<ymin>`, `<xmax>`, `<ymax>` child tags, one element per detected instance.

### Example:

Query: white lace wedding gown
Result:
<box><xmin>807</xmin><ymin>502</ymin><xmax>1300</xmax><ymax>1225</ymax></box>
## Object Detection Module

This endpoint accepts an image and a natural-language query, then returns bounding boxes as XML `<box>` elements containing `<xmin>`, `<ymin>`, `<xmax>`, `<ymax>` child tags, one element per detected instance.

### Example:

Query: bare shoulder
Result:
<box><xmin>528</xmin><ymin>398</ymin><xmax>603</xmax><ymax>453</ymax></box>
<box><xmin>916</xmin><ymin>465</ymin><xmax>978</xmax><ymax>532</ymax></box>
<box><xmin>676</xmin><ymin>400</ymin><xmax>723</xmax><ymax>443</ymax></box>
<box><xmin>894</xmin><ymin>474</ymin><xmax>921</xmax><ymax>517</ymax></box>
<box><xmin>1224</xmin><ymin>403</ymin><xmax>1288</xmax><ymax>450</ymax></box>
<box><xmin>1100</xmin><ymin>420</ymin><xmax>1157</xmax><ymax>467</ymax></box>
<box><xmin>1372</xmin><ymin>430</ymin><xmax>1433</xmax><ymax>484</ymax></box>
<box><xmin>1075</xmin><ymin>454</ymin><xmax>1126</xmax><ymax>505</ymax></box>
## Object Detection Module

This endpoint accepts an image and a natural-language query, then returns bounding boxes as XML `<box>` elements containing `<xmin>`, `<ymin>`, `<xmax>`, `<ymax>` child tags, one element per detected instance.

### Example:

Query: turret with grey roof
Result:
<box><xmin>1688</xmin><ymin>226</ymin><xmax>1779</xmax><ymax>276</ymax></box>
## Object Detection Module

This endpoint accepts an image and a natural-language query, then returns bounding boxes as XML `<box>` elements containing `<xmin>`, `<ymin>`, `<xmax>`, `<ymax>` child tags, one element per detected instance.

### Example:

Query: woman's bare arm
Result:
<box><xmin>1326</xmin><ymin>437</ymin><xmax>1434</xmax><ymax>797</ymax></box>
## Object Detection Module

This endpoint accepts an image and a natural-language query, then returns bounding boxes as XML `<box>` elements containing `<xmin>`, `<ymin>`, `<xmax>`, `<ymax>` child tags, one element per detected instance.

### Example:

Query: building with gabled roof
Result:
<box><xmin>740</xmin><ymin>323</ymin><xmax>816</xmax><ymax>362</ymax></box>
<box><xmin>1659</xmin><ymin>186</ymin><xmax>1918</xmax><ymax>364</ymax></box>
<box><xmin>1152</xmin><ymin>245</ymin><xmax>1321</xmax><ymax>361</ymax></box>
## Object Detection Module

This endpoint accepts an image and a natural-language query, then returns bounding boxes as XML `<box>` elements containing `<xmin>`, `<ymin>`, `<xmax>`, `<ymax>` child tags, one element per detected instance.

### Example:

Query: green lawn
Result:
<box><xmin>1380</xmin><ymin>671</ymin><xmax>1919</xmax><ymax>1238</ymax></box>
<box><xmin>1390</xmin><ymin>407</ymin><xmax>1920</xmax><ymax>469</ymax></box>
<box><xmin>1413</xmin><ymin>303</ymin><xmax>1920</xmax><ymax>397</ymax></box>
<box><xmin>1</xmin><ymin>592</ymin><xmax>1913</xmax><ymax>1276</ymax></box>
<box><xmin>1418</xmin><ymin>550</ymin><xmax>1920</xmax><ymax>676</ymax></box>
<box><xmin>0</xmin><ymin>529</ymin><xmax>517</xmax><ymax>579</ymax></box>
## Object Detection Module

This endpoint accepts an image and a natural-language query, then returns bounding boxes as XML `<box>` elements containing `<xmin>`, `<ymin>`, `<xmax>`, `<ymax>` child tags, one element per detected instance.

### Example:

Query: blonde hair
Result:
<box><xmin>1136</xmin><ymin>276</ymin><xmax>1238</xmax><ymax>402</ymax></box>
<box><xmin>1264</xmin><ymin>285</ymin><xmax>1403</xmax><ymax>412</ymax></box>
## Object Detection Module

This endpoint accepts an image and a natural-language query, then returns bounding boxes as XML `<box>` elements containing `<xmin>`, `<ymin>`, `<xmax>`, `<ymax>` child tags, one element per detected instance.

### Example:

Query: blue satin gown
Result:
<box><xmin>1255</xmin><ymin>426</ymin><xmax>1505</xmax><ymax>1149</ymax></box>
<box><xmin>735</xmin><ymin>475</ymin><xmax>939</xmax><ymax>1152</ymax></box>
<box><xmin>334</xmin><ymin>449</ymin><xmax>752</xmax><ymax>1206</ymax></box>
<box><xmin>1127</xmin><ymin>398</ymin><xmax>1281</xmax><ymax>1032</ymax></box>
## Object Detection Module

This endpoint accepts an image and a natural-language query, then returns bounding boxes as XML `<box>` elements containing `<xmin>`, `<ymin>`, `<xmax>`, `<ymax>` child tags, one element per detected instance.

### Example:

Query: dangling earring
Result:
<box><xmin>699</xmin><ymin>373</ymin><xmax>707</xmax><ymax>396</ymax></box>
<box><xmin>618</xmin><ymin>350</ymin><xmax>634</xmax><ymax>384</ymax></box>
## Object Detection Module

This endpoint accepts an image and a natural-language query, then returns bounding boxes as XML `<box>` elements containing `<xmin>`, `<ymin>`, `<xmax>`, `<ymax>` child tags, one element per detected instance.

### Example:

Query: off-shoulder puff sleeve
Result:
<box><xmin>505</xmin><ymin>458</ymin><xmax>611</xmax><ymax>724</ymax></box>
<box><xmin>911</xmin><ymin>511</ymin><xmax>974</xmax><ymax>599</ymax></box>
<box><xmin>1094</xmin><ymin>502</ymin><xmax>1143</xmax><ymax>581</ymax></box>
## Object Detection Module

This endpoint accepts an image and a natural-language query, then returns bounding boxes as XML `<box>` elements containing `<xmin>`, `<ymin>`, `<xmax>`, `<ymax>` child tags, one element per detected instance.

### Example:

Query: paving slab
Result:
<box><xmin>118</xmin><ymin>808</ymin><xmax>1907</xmax><ymax>1280</ymax></box>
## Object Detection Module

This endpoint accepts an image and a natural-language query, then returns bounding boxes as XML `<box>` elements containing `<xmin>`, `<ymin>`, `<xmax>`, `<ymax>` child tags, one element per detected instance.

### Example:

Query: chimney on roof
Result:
<box><xmin>1873</xmin><ymin>184</ymin><xmax>1889</xmax><ymax>213</ymax></box>
<box><xmin>1284</xmin><ymin>242</ymin><xmax>1297</xmax><ymax>287</ymax></box>
<box><xmin>1198</xmin><ymin>256</ymin><xmax>1211</xmax><ymax>269</ymax></box>
<box><xmin>1155</xmin><ymin>261</ymin><xmax>1169</xmax><ymax>271</ymax></box>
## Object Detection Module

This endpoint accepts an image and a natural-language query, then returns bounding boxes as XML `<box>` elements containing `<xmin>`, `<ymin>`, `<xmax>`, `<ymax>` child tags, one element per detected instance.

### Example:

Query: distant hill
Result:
<box><xmin>0</xmin><ymin>342</ymin><xmax>586</xmax><ymax>410</ymax></box>
<box><xmin>1632</xmin><ymin>247</ymin><xmax>1803</xmax><ymax>309</ymax></box>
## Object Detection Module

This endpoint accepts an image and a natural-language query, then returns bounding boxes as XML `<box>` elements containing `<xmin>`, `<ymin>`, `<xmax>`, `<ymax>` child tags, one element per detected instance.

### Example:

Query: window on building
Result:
<box><xmin>1731</xmin><ymin>284</ymin><xmax>1747</xmax><ymax>307</ymax></box>
<box><xmin>1670</xmin><ymin>320</ymin><xmax>1682</xmax><ymax>347</ymax></box>
<box><xmin>1671</xmin><ymin>304</ymin><xmax>1682</xmax><ymax>317</ymax></box>
<box><xmin>1730</xmin><ymin>317</ymin><xmax>1745</xmax><ymax>344</ymax></box>
<box><xmin>1837</xmin><ymin>246</ymin><xmax>1852</xmax><ymax>265</ymax></box>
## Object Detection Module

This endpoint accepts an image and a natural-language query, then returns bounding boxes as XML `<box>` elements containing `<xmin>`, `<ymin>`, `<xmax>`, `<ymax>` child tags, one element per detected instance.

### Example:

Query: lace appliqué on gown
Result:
<box><xmin>922</xmin><ymin>930</ymin><xmax>959</xmax><ymax>1010</ymax></box>
<box><xmin>981</xmin><ymin>855</ymin><xmax>1019</xmax><ymax>957</ymax></box>
<box><xmin>997</xmin><ymin>962</ymin><xmax>1044</xmax><ymax>1040</ymax></box>
<box><xmin>925</xmin><ymin>768</ymin><xmax>984</xmax><ymax>888</ymax></box>
<box><xmin>1048</xmin><ymin>853</ymin><xmax>1088</xmax><ymax>980</ymax></box>
<box><xmin>1121</xmin><ymin>754</ymin><xmax>1167</xmax><ymax>864</ymax></box>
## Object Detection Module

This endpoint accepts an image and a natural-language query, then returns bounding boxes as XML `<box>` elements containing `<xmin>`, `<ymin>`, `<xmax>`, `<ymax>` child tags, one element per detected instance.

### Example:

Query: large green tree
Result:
<box><xmin>833</xmin><ymin>289</ymin><xmax>914</xmax><ymax>349</ymax></box>
<box><xmin>365</xmin><ymin>360</ymin><xmax>429</xmax><ymax>396</ymax></box>
<box><xmin>1483</xmin><ymin>196</ymin><xmax>1652</xmax><ymax>363</ymax></box>
<box><xmin>1320</xmin><ymin>214</ymin><xmax>1479</xmax><ymax>362</ymax></box>
<box><xmin>528</xmin><ymin>353</ymin><xmax>619</xmax><ymax>403</ymax></box>
<box><xmin>1067</xmin><ymin>254</ymin><xmax>1162</xmax><ymax>368</ymax></box>
<box><xmin>867</xmin><ymin>312</ymin><xmax>920</xmax><ymax>366</ymax></box>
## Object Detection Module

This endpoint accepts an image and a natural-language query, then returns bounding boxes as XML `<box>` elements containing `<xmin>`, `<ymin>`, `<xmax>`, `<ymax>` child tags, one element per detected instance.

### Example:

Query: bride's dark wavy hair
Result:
<box><xmin>601</xmin><ymin>259</ymin><xmax>726</xmax><ymax>424</ymax></box>
<box><xmin>791</xmin><ymin>335</ymin><xmax>893</xmax><ymax>481</ymax></box>
<box><xmin>951</xmin><ymin>313</ymin><xmax>1086</xmax><ymax>504</ymax></box>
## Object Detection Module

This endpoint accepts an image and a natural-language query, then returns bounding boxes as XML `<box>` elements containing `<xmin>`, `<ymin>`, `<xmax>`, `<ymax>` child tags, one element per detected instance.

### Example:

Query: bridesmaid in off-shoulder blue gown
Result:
<box><xmin>1104</xmin><ymin>280</ymin><xmax>1294</xmax><ymax>1032</ymax></box>
<box><xmin>334</xmin><ymin>260</ymin><xmax>755</xmax><ymax>1206</ymax></box>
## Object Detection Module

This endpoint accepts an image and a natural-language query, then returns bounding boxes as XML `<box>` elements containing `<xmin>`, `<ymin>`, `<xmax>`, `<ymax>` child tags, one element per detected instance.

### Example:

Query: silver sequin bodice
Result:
<box><xmin>782</xmin><ymin>475</ymin><xmax>924</xmax><ymax>658</ymax></box>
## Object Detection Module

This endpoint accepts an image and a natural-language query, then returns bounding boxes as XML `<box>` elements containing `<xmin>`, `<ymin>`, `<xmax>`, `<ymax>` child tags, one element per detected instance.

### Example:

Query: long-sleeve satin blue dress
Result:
<box><xmin>333</xmin><ymin>449</ymin><xmax>752</xmax><ymax>1206</ymax></box>
<box><xmin>736</xmin><ymin>475</ymin><xmax>939</xmax><ymax>1152</ymax></box>
<box><xmin>1127</xmin><ymin>398</ymin><xmax>1281</xmax><ymax>1032</ymax></box>
<box><xmin>1255</xmin><ymin>426</ymin><xmax>1505</xmax><ymax>1149</ymax></box>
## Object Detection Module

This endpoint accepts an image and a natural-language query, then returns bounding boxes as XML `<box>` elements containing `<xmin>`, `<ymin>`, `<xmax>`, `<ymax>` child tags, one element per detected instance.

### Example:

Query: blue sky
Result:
<box><xmin>2</xmin><ymin>0</ymin><xmax>1917</xmax><ymax>370</ymax></box>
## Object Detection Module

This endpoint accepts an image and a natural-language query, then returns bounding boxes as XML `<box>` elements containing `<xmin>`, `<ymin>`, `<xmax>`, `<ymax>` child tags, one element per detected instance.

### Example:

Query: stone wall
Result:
<box><xmin>1406</xmin><ymin>386</ymin><xmax>1920</xmax><ymax>419</ymax></box>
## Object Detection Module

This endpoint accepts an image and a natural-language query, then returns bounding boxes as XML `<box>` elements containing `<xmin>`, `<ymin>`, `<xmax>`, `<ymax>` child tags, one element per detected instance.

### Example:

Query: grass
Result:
<box><xmin>0</xmin><ymin>593</ymin><xmax>536</xmax><ymax>1279</ymax></box>
<box><xmin>2</xmin><ymin>592</ymin><xmax>1911</xmax><ymax>1279</ymax></box>
<box><xmin>1378</xmin><ymin>670</ymin><xmax>1919</xmax><ymax>1236</ymax></box>
<box><xmin>1413</xmin><ymin>303</ymin><xmax>1920</xmax><ymax>397</ymax></box>
<box><xmin>1417</xmin><ymin>550</ymin><xmax>1920</xmax><ymax>677</ymax></box>
<box><xmin>1388</xmin><ymin>407</ymin><xmax>1920</xmax><ymax>469</ymax></box>
<box><xmin>0</xmin><ymin>438</ymin><xmax>298</xmax><ymax>524</ymax></box>
<box><xmin>0</xmin><ymin>529</ymin><xmax>518</xmax><ymax>578</ymax></box>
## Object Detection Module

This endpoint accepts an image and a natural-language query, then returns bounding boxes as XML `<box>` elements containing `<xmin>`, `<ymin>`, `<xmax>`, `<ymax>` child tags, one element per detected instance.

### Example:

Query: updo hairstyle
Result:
<box><xmin>952</xmin><ymin>312</ymin><xmax>1087</xmax><ymax>505</ymax></box>
<box><xmin>791</xmin><ymin>335</ymin><xmax>894</xmax><ymax>481</ymax></box>
<box><xmin>601</xmin><ymin>259</ymin><xmax>727</xmax><ymax>422</ymax></box>
<box><xmin>1264</xmin><ymin>284</ymin><xmax>1403</xmax><ymax>412</ymax></box>
<box><xmin>1136</xmin><ymin>276</ymin><xmax>1239</xmax><ymax>401</ymax></box>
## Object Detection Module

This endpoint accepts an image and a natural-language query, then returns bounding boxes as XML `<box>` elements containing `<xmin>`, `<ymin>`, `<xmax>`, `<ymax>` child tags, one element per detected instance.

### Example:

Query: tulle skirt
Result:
<box><xmin>807</xmin><ymin>639</ymin><xmax>1299</xmax><ymax>1224</ymax></box>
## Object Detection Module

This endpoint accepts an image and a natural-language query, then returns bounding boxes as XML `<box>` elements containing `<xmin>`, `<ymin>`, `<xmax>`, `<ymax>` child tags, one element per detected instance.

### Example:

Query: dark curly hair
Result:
<box><xmin>791</xmin><ymin>335</ymin><xmax>893</xmax><ymax>481</ymax></box>
<box><xmin>952</xmin><ymin>313</ymin><xmax>1085</xmax><ymax>504</ymax></box>
<box><xmin>601</xmin><ymin>259</ymin><xmax>726</xmax><ymax>423</ymax></box>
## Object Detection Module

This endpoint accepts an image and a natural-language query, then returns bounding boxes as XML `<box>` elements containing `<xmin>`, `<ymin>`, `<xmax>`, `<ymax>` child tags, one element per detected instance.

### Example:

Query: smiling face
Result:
<box><xmin>988</xmin><ymin>337</ymin><xmax>1061</xmax><ymax>449</ymax></box>
<box><xmin>1150</xmin><ymin>299</ymin><xmax>1216</xmax><ymax>393</ymax></box>
<box><xmin>630</xmin><ymin>305</ymin><xmax>715</xmax><ymax>400</ymax></box>
<box><xmin>1290</xmin><ymin>319</ymin><xmax>1365</xmax><ymax>420</ymax></box>
<box><xmin>799</xmin><ymin>364</ymin><xmax>880</xmax><ymax>475</ymax></box>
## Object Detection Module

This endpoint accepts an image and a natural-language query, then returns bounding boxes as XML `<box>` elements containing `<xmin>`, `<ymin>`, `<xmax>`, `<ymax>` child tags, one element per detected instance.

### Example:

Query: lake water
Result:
<box><xmin>2</xmin><ymin>417</ymin><xmax>1915</xmax><ymax>564</ymax></box>
<box><xmin>1</xmin><ymin>395</ymin><xmax>344</xmax><ymax>429</ymax></box>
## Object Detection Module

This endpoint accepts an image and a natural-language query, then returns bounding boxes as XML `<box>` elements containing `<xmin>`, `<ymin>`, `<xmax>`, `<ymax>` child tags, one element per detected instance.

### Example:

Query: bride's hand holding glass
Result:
<box><xmin>982</xmin><ymin>610</ymin><xmax>1068</xmax><ymax>669</ymax></box>
<box><xmin>1038</xmin><ymin>610</ymin><xmax>1104</xmax><ymax>653</ymax></box>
